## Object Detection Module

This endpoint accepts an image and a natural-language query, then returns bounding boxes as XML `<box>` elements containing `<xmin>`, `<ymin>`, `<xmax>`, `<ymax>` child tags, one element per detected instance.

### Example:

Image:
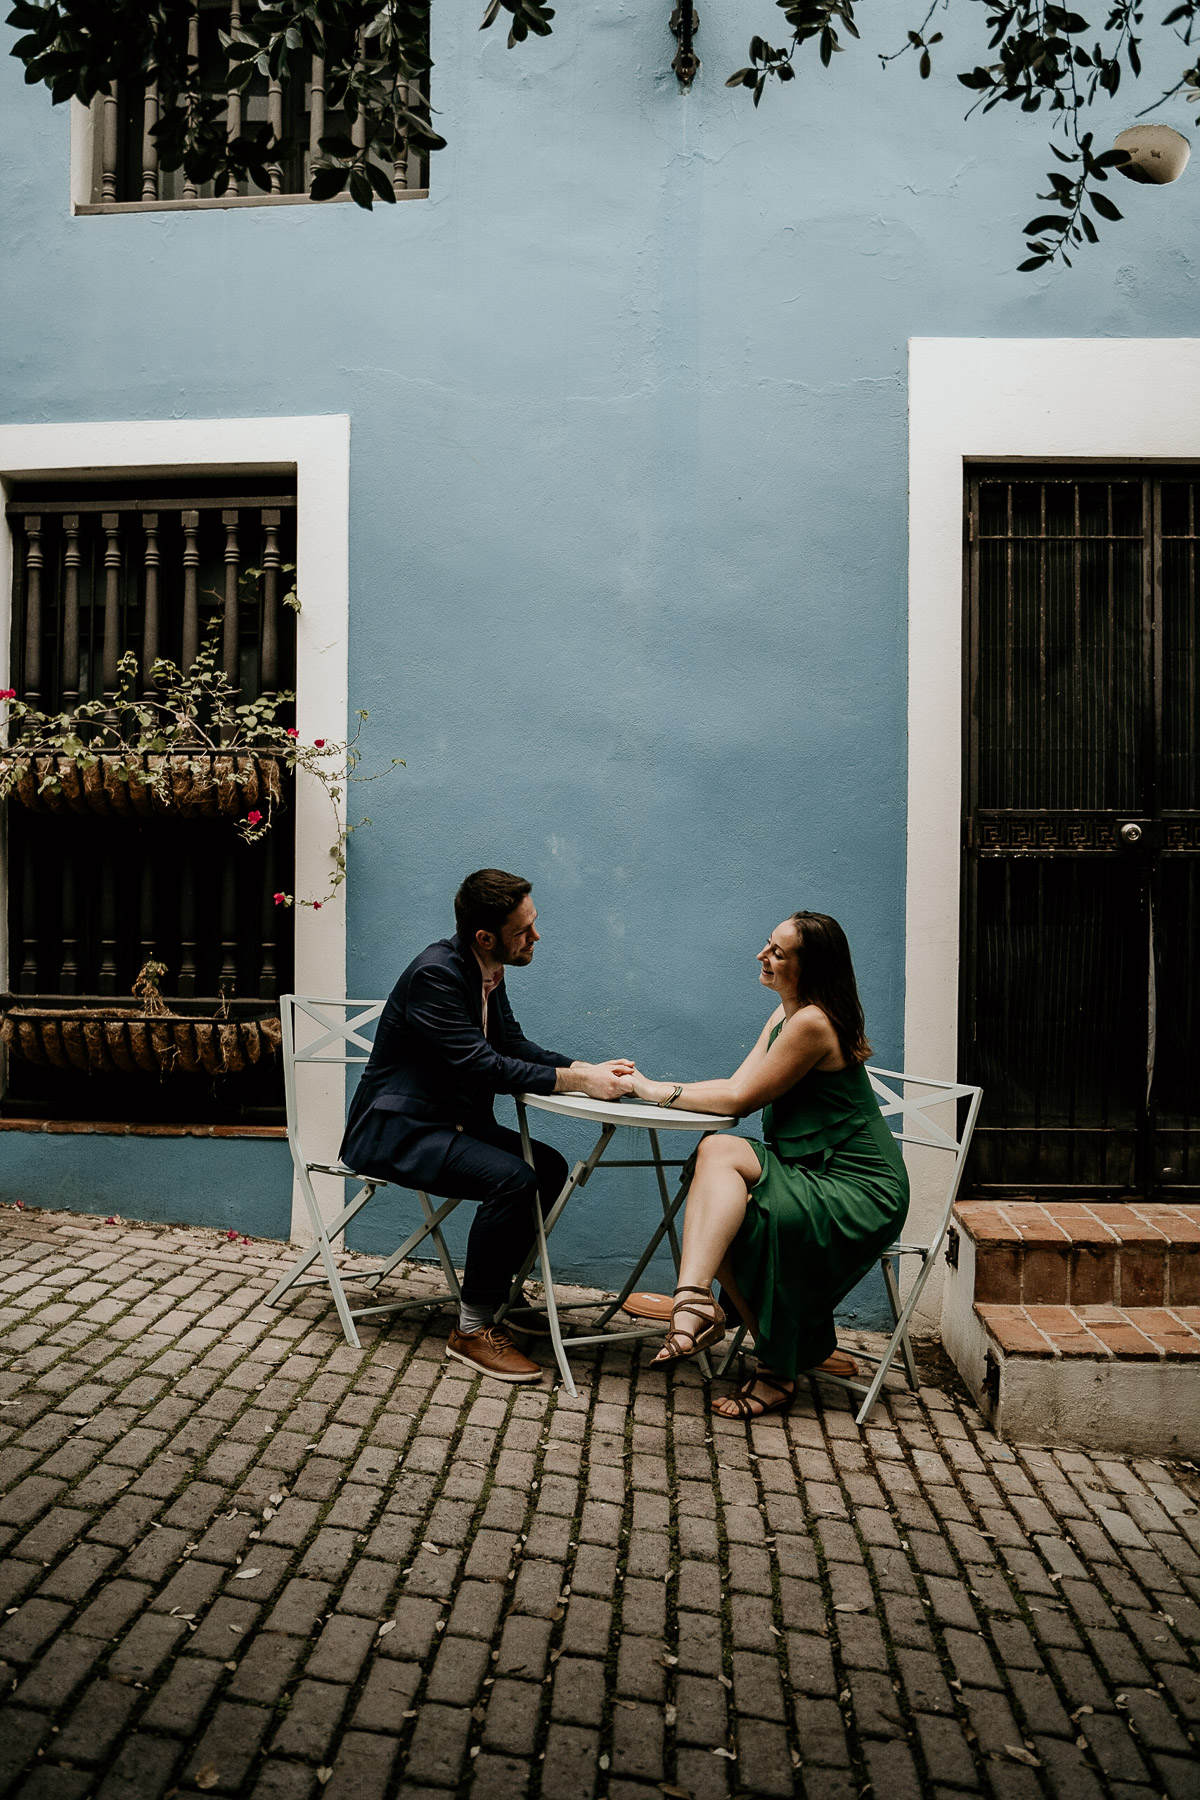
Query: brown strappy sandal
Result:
<box><xmin>714</xmin><ymin>1368</ymin><xmax>796</xmax><ymax>1420</ymax></box>
<box><xmin>653</xmin><ymin>1284</ymin><xmax>726</xmax><ymax>1363</ymax></box>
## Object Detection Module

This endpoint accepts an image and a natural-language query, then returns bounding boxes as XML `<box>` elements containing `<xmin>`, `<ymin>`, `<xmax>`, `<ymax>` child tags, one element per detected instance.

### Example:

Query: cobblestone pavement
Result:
<box><xmin>0</xmin><ymin>1207</ymin><xmax>1198</xmax><ymax>1800</ymax></box>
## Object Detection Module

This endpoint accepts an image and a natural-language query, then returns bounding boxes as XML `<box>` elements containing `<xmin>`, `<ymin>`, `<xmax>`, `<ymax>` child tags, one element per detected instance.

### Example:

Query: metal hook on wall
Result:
<box><xmin>671</xmin><ymin>4</ymin><xmax>699</xmax><ymax>86</ymax></box>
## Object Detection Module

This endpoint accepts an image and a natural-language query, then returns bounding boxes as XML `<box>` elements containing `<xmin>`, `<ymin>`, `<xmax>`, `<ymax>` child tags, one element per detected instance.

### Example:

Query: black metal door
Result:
<box><xmin>963</xmin><ymin>467</ymin><xmax>1200</xmax><ymax>1196</ymax></box>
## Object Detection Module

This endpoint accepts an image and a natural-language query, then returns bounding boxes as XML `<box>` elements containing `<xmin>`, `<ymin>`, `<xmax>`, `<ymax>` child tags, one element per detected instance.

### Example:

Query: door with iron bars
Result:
<box><xmin>962</xmin><ymin>465</ymin><xmax>1200</xmax><ymax>1197</ymax></box>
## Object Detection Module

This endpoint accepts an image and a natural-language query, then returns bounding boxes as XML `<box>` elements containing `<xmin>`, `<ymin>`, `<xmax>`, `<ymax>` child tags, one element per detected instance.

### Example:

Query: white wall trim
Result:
<box><xmin>0</xmin><ymin>415</ymin><xmax>350</xmax><ymax>1244</ymax></box>
<box><xmin>905</xmin><ymin>337</ymin><xmax>1200</xmax><ymax>1324</ymax></box>
<box><xmin>69</xmin><ymin>99</ymin><xmax>97</xmax><ymax>212</ymax></box>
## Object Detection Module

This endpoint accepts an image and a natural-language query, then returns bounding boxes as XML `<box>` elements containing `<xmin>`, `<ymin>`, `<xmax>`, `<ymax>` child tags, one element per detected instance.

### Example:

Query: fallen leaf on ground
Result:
<box><xmin>194</xmin><ymin>1768</ymin><xmax>220</xmax><ymax>1792</ymax></box>
<box><xmin>316</xmin><ymin>1770</ymin><xmax>332</xmax><ymax>1786</ymax></box>
<box><xmin>1002</xmin><ymin>1746</ymin><xmax>1041</xmax><ymax>1767</ymax></box>
<box><xmin>233</xmin><ymin>1568</ymin><xmax>262</xmax><ymax>1581</ymax></box>
<box><xmin>712</xmin><ymin>1748</ymin><xmax>737</xmax><ymax>1760</ymax></box>
<box><xmin>833</xmin><ymin>1603</ymin><xmax>872</xmax><ymax>1614</ymax></box>
<box><xmin>659</xmin><ymin>1785</ymin><xmax>691</xmax><ymax>1799</ymax></box>
<box><xmin>377</xmin><ymin>1621</ymin><xmax>396</xmax><ymax>1638</ymax></box>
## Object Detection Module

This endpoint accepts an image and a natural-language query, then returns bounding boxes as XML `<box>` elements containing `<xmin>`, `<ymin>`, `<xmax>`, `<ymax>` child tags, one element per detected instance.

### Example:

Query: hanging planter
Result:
<box><xmin>1</xmin><ymin>1003</ymin><xmax>282</xmax><ymax>1077</ymax></box>
<box><xmin>0</xmin><ymin>620</ymin><xmax>404</xmax><ymax>909</ymax></box>
<box><xmin>5</xmin><ymin>749</ymin><xmax>283</xmax><ymax>820</ymax></box>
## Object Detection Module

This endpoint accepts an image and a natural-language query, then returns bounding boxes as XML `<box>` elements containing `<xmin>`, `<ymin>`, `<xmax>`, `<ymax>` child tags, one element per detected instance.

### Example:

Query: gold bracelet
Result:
<box><xmin>658</xmin><ymin>1083</ymin><xmax>684</xmax><ymax>1108</ymax></box>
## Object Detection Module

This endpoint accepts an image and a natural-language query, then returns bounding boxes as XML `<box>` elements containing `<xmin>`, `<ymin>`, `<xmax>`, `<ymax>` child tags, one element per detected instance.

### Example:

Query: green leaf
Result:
<box><xmin>309</xmin><ymin>165</ymin><xmax>349</xmax><ymax>201</ymax></box>
<box><xmin>1018</xmin><ymin>254</ymin><xmax>1051</xmax><ymax>271</ymax></box>
<box><xmin>366</xmin><ymin>160</ymin><xmax>397</xmax><ymax>203</ymax></box>
<box><xmin>1089</xmin><ymin>189</ymin><xmax>1122</xmax><ymax>220</ymax></box>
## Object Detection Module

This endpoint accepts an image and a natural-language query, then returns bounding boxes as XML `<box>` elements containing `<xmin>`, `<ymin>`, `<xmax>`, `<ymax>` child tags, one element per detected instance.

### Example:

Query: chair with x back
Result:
<box><xmin>265</xmin><ymin>994</ymin><xmax>468</xmax><ymax>1349</ymax></box>
<box><xmin>715</xmin><ymin>1066</ymin><xmax>983</xmax><ymax>1426</ymax></box>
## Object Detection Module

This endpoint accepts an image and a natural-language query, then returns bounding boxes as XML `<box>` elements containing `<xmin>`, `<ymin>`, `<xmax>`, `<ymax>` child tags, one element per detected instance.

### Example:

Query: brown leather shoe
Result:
<box><xmin>446</xmin><ymin>1323</ymin><xmax>542</xmax><ymax>1384</ymax></box>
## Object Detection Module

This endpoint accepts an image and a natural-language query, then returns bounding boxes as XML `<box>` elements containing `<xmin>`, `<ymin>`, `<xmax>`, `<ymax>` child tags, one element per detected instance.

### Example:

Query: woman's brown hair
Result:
<box><xmin>789</xmin><ymin>911</ymin><xmax>872</xmax><ymax>1064</ymax></box>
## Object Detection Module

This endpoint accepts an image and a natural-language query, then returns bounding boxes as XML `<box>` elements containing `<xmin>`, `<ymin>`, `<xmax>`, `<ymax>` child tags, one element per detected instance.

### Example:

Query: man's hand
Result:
<box><xmin>557</xmin><ymin>1059</ymin><xmax>636</xmax><ymax>1101</ymax></box>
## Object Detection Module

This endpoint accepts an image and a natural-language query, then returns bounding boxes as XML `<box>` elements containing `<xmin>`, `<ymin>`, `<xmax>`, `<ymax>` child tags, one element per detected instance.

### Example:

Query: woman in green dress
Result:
<box><xmin>627</xmin><ymin>912</ymin><xmax>908</xmax><ymax>1419</ymax></box>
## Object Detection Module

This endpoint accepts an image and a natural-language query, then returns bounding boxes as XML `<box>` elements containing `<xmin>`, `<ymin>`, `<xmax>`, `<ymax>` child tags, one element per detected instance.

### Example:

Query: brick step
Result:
<box><xmin>952</xmin><ymin>1200</ymin><xmax>1200</xmax><ymax>1308</ymax></box>
<box><xmin>940</xmin><ymin>1204</ymin><xmax>1200</xmax><ymax>1454</ymax></box>
<box><xmin>976</xmin><ymin>1301</ymin><xmax>1200</xmax><ymax>1361</ymax></box>
<box><xmin>962</xmin><ymin>1301</ymin><xmax>1200</xmax><ymax>1457</ymax></box>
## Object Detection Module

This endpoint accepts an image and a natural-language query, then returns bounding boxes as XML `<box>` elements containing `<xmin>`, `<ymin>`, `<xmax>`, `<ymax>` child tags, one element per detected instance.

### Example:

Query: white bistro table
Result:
<box><xmin>505</xmin><ymin>1091</ymin><xmax>737</xmax><ymax>1395</ymax></box>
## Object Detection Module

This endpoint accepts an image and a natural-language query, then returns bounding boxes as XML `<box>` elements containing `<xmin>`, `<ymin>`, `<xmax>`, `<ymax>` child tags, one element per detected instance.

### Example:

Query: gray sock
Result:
<box><xmin>458</xmin><ymin>1302</ymin><xmax>494</xmax><ymax>1335</ymax></box>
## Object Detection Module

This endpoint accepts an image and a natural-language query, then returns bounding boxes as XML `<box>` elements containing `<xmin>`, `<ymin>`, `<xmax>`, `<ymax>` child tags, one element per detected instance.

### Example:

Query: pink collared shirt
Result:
<box><xmin>472</xmin><ymin>951</ymin><xmax>505</xmax><ymax>1037</ymax></box>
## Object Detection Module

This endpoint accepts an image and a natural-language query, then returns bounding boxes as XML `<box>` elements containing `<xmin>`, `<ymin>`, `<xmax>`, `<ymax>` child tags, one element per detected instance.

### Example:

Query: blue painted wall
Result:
<box><xmin>0</xmin><ymin>1132</ymin><xmax>293</xmax><ymax>1238</ymax></box>
<box><xmin>2</xmin><ymin>6</ymin><xmax>1195</xmax><ymax>1312</ymax></box>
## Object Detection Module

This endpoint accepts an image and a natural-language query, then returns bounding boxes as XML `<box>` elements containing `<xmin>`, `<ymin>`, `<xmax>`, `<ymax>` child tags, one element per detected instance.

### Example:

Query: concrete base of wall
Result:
<box><xmin>984</xmin><ymin>1351</ymin><xmax>1200</xmax><ymax>1458</ymax></box>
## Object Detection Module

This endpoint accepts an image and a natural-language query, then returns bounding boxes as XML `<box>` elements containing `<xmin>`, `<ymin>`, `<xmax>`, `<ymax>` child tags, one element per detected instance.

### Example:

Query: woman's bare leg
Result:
<box><xmin>676</xmin><ymin>1147</ymin><xmax>796</xmax><ymax>1419</ymax></box>
<box><xmin>713</xmin><ymin>1258</ymin><xmax>756</xmax><ymax>1336</ymax></box>
<box><xmin>653</xmin><ymin>1135</ymin><xmax>761</xmax><ymax>1362</ymax></box>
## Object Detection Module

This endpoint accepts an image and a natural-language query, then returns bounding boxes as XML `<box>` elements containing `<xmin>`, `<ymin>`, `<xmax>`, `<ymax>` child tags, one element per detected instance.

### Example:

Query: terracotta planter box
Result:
<box><xmin>5</xmin><ymin>750</ymin><xmax>283</xmax><ymax>820</ymax></box>
<box><xmin>1</xmin><ymin>1005</ymin><xmax>282</xmax><ymax>1077</ymax></box>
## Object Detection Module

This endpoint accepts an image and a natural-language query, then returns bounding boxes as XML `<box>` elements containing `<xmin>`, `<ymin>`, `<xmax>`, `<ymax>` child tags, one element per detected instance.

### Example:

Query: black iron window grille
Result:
<box><xmin>2</xmin><ymin>479</ymin><xmax>298</xmax><ymax>1125</ymax></box>
<box><xmin>83</xmin><ymin>0</ymin><xmax>429</xmax><ymax>211</ymax></box>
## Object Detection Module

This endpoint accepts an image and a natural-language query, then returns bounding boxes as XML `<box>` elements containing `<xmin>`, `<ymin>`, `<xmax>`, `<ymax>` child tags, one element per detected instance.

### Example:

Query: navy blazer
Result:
<box><xmin>340</xmin><ymin>934</ymin><xmax>571</xmax><ymax>1169</ymax></box>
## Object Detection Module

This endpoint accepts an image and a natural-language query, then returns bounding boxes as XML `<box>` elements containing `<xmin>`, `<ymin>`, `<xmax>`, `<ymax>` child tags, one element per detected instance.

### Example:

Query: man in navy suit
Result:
<box><xmin>342</xmin><ymin>868</ymin><xmax>635</xmax><ymax>1382</ymax></box>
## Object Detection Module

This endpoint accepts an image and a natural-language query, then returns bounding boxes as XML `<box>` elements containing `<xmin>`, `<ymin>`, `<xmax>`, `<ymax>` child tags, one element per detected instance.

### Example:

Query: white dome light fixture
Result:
<box><xmin>1113</xmin><ymin>123</ymin><xmax>1191</xmax><ymax>184</ymax></box>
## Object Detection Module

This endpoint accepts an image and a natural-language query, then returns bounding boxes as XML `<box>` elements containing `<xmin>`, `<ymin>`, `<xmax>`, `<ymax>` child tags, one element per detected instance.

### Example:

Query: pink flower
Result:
<box><xmin>312</xmin><ymin>901</ymin><xmax>323</xmax><ymax>911</ymax></box>
<box><xmin>241</xmin><ymin>1236</ymin><xmax>251</xmax><ymax>1245</ymax></box>
<box><xmin>285</xmin><ymin>728</ymin><xmax>299</xmax><ymax>739</ymax></box>
<box><xmin>14</xmin><ymin>1200</ymin><xmax>24</xmax><ymax>1210</ymax></box>
<box><xmin>105</xmin><ymin>1216</ymin><xmax>117</xmax><ymax>1225</ymax></box>
<box><xmin>246</xmin><ymin>810</ymin><xmax>262</xmax><ymax>826</ymax></box>
<box><xmin>0</xmin><ymin>688</ymin><xmax>15</xmax><ymax>701</ymax></box>
<box><xmin>313</xmin><ymin>738</ymin><xmax>325</xmax><ymax>748</ymax></box>
<box><xmin>273</xmin><ymin>892</ymin><xmax>287</xmax><ymax>906</ymax></box>
<box><xmin>225</xmin><ymin>1229</ymin><xmax>238</xmax><ymax>1240</ymax></box>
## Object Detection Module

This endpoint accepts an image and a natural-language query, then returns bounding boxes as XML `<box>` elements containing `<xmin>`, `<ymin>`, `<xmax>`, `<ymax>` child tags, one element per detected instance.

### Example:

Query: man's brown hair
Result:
<box><xmin>454</xmin><ymin>869</ymin><xmax>533</xmax><ymax>945</ymax></box>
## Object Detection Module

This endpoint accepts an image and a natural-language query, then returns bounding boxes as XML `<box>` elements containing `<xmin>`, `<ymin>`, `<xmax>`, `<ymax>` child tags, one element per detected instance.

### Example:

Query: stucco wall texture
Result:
<box><xmin>1</xmin><ymin>6</ymin><xmax>1195</xmax><ymax>1312</ymax></box>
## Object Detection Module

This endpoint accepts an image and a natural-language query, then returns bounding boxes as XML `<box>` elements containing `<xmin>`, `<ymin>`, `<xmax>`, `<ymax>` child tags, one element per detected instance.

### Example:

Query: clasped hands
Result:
<box><xmin>556</xmin><ymin>1059</ymin><xmax>674</xmax><ymax>1105</ymax></box>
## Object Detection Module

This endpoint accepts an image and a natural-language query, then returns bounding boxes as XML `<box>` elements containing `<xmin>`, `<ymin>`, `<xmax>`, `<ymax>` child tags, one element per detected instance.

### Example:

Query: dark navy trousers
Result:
<box><xmin>352</xmin><ymin>1109</ymin><xmax>569</xmax><ymax>1310</ymax></box>
<box><xmin>436</xmin><ymin>1119</ymin><xmax>568</xmax><ymax>1308</ymax></box>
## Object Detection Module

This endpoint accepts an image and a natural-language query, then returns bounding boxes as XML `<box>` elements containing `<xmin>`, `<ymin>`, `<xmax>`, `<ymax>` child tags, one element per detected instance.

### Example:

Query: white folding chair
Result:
<box><xmin>716</xmin><ymin>1067</ymin><xmax>983</xmax><ymax>1426</ymax></box>
<box><xmin>265</xmin><ymin>994</ymin><xmax>468</xmax><ymax>1349</ymax></box>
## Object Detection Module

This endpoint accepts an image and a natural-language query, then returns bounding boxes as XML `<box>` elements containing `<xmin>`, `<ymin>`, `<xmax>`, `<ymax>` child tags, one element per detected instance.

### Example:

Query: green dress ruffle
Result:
<box><xmin>727</xmin><ymin>1035</ymin><xmax>909</xmax><ymax>1379</ymax></box>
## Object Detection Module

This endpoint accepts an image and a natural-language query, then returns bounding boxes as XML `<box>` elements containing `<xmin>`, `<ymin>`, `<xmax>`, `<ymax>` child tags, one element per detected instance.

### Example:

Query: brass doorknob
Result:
<box><xmin>1120</xmin><ymin>821</ymin><xmax>1144</xmax><ymax>844</ymax></box>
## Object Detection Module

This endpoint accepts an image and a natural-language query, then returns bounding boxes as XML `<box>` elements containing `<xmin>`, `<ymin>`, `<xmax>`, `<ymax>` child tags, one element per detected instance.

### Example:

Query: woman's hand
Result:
<box><xmin>628</xmin><ymin>1068</ymin><xmax>673</xmax><ymax>1104</ymax></box>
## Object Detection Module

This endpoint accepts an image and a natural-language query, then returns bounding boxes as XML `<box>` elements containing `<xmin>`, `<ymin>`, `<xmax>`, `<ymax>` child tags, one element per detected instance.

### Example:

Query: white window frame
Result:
<box><xmin>905</xmin><ymin>337</ymin><xmax>1200</xmax><ymax>1322</ymax></box>
<box><xmin>0</xmin><ymin>415</ymin><xmax>350</xmax><ymax>1245</ymax></box>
